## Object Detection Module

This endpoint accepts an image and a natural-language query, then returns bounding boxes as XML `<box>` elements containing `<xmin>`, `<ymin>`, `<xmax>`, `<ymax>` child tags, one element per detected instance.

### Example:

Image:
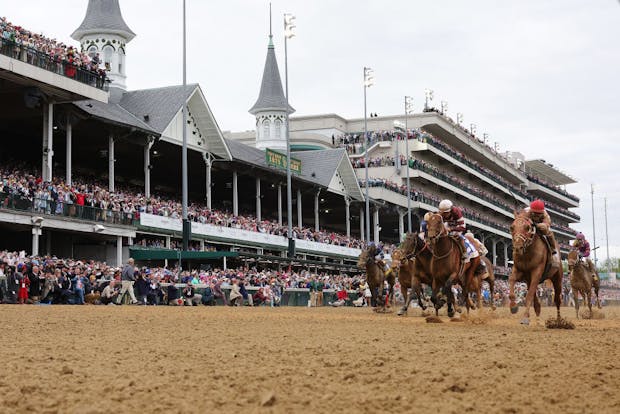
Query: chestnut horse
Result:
<box><xmin>358</xmin><ymin>245</ymin><xmax>387</xmax><ymax>312</ymax></box>
<box><xmin>468</xmin><ymin>256</ymin><xmax>497</xmax><ymax>311</ymax></box>
<box><xmin>391</xmin><ymin>232</ymin><xmax>433</xmax><ymax>315</ymax></box>
<box><xmin>426</xmin><ymin>213</ymin><xmax>481</xmax><ymax>316</ymax></box>
<box><xmin>567</xmin><ymin>250</ymin><xmax>601</xmax><ymax>318</ymax></box>
<box><xmin>509</xmin><ymin>210</ymin><xmax>562</xmax><ymax>325</ymax></box>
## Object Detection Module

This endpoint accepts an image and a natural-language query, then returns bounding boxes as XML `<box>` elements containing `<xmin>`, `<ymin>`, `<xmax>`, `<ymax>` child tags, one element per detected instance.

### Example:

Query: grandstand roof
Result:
<box><xmin>71</xmin><ymin>0</ymin><xmax>136</xmax><ymax>41</ymax></box>
<box><xmin>525</xmin><ymin>159</ymin><xmax>577</xmax><ymax>185</ymax></box>
<box><xmin>225</xmin><ymin>139</ymin><xmax>363</xmax><ymax>201</ymax></box>
<box><xmin>249</xmin><ymin>37</ymin><xmax>294</xmax><ymax>115</ymax></box>
<box><xmin>73</xmin><ymin>99</ymin><xmax>156</xmax><ymax>134</ymax></box>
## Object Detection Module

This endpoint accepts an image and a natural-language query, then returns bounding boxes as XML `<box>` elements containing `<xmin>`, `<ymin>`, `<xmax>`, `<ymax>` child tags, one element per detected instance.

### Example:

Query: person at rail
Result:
<box><xmin>572</xmin><ymin>232</ymin><xmax>598</xmax><ymax>281</ymax></box>
<box><xmin>437</xmin><ymin>199</ymin><xmax>478</xmax><ymax>263</ymax></box>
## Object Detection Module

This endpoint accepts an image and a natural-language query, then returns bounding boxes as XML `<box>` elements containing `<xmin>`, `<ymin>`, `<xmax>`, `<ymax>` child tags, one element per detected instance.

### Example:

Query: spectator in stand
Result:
<box><xmin>119</xmin><ymin>258</ymin><xmax>138</xmax><ymax>305</ymax></box>
<box><xmin>16</xmin><ymin>264</ymin><xmax>28</xmax><ymax>304</ymax></box>
<box><xmin>183</xmin><ymin>282</ymin><xmax>202</xmax><ymax>306</ymax></box>
<box><xmin>228</xmin><ymin>279</ymin><xmax>242</xmax><ymax>306</ymax></box>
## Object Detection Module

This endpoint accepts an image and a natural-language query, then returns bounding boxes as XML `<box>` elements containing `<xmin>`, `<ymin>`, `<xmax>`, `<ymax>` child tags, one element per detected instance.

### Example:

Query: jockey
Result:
<box><xmin>438</xmin><ymin>199</ymin><xmax>479</xmax><ymax>263</ymax></box>
<box><xmin>524</xmin><ymin>199</ymin><xmax>559</xmax><ymax>264</ymax></box>
<box><xmin>464</xmin><ymin>231</ymin><xmax>488</xmax><ymax>257</ymax></box>
<box><xmin>572</xmin><ymin>233</ymin><xmax>598</xmax><ymax>281</ymax></box>
<box><xmin>419</xmin><ymin>212</ymin><xmax>431</xmax><ymax>240</ymax></box>
<box><xmin>369</xmin><ymin>242</ymin><xmax>393</xmax><ymax>277</ymax></box>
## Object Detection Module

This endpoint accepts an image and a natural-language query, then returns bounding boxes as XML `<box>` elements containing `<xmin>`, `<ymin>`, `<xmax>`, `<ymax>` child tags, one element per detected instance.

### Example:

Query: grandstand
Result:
<box><xmin>228</xmin><ymin>111</ymin><xmax>581</xmax><ymax>268</ymax></box>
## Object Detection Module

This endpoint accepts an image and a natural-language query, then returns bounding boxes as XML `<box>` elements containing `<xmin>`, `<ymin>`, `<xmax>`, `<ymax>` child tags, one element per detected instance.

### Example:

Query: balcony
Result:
<box><xmin>527</xmin><ymin>182</ymin><xmax>579</xmax><ymax>208</ymax></box>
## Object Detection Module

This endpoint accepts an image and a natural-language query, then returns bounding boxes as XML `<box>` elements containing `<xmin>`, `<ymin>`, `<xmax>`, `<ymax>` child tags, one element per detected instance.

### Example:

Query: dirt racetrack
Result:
<box><xmin>1</xmin><ymin>305</ymin><xmax>619</xmax><ymax>414</ymax></box>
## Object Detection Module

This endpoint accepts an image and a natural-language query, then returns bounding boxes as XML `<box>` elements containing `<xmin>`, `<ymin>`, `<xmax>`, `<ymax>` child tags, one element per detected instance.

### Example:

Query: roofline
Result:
<box><xmin>71</xmin><ymin>28</ymin><xmax>136</xmax><ymax>42</ymax></box>
<box><xmin>72</xmin><ymin>103</ymin><xmax>158</xmax><ymax>135</ymax></box>
<box><xmin>190</xmin><ymin>85</ymin><xmax>233</xmax><ymax>161</ymax></box>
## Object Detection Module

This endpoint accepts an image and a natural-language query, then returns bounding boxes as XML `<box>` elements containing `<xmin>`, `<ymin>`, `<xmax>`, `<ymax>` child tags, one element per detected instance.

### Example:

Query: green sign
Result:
<box><xmin>265</xmin><ymin>148</ymin><xmax>302</xmax><ymax>174</ymax></box>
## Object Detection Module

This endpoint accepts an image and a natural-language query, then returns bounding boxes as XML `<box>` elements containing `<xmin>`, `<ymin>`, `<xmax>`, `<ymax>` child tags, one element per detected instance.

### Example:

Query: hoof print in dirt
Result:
<box><xmin>260</xmin><ymin>391</ymin><xmax>276</xmax><ymax>407</ymax></box>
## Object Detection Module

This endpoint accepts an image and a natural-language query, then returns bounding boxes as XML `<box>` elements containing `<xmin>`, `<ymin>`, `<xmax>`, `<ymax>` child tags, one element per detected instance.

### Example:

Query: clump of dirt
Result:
<box><xmin>546</xmin><ymin>316</ymin><xmax>575</xmax><ymax>329</ymax></box>
<box><xmin>426</xmin><ymin>315</ymin><xmax>443</xmax><ymax>323</ymax></box>
<box><xmin>581</xmin><ymin>309</ymin><xmax>605</xmax><ymax>320</ymax></box>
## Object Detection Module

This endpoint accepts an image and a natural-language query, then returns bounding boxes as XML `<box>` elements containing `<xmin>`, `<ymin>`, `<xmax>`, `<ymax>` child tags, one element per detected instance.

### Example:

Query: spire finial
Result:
<box><xmin>268</xmin><ymin>3</ymin><xmax>274</xmax><ymax>48</ymax></box>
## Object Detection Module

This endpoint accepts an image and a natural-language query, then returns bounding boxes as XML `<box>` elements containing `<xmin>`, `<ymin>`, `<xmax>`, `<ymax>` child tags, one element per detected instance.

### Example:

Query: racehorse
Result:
<box><xmin>426</xmin><ymin>213</ymin><xmax>481</xmax><ymax>316</ymax></box>
<box><xmin>357</xmin><ymin>245</ymin><xmax>387</xmax><ymax>312</ymax></box>
<box><xmin>567</xmin><ymin>250</ymin><xmax>601</xmax><ymax>318</ymax></box>
<box><xmin>467</xmin><ymin>255</ymin><xmax>497</xmax><ymax>311</ymax></box>
<box><xmin>509</xmin><ymin>210</ymin><xmax>562</xmax><ymax>325</ymax></box>
<box><xmin>391</xmin><ymin>232</ymin><xmax>433</xmax><ymax>315</ymax></box>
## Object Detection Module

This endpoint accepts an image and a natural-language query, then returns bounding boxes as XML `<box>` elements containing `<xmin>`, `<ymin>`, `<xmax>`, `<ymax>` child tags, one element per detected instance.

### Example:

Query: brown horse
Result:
<box><xmin>426</xmin><ymin>213</ymin><xmax>481</xmax><ymax>316</ymax></box>
<box><xmin>358</xmin><ymin>245</ymin><xmax>387</xmax><ymax>312</ymax></box>
<box><xmin>391</xmin><ymin>232</ymin><xmax>433</xmax><ymax>315</ymax></box>
<box><xmin>567</xmin><ymin>250</ymin><xmax>601</xmax><ymax>318</ymax></box>
<box><xmin>509</xmin><ymin>210</ymin><xmax>562</xmax><ymax>325</ymax></box>
<box><xmin>467</xmin><ymin>256</ymin><xmax>497</xmax><ymax>311</ymax></box>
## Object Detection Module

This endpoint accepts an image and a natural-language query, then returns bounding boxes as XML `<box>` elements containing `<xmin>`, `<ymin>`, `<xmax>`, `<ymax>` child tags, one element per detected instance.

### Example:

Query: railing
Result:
<box><xmin>0</xmin><ymin>192</ymin><xmax>133</xmax><ymax>225</ymax></box>
<box><xmin>0</xmin><ymin>37</ymin><xmax>109</xmax><ymax>91</ymax></box>
<box><xmin>527</xmin><ymin>174</ymin><xmax>579</xmax><ymax>203</ymax></box>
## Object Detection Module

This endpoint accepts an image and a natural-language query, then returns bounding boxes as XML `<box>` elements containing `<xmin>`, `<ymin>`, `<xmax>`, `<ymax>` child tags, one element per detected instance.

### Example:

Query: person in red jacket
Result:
<box><xmin>17</xmin><ymin>264</ymin><xmax>30</xmax><ymax>304</ymax></box>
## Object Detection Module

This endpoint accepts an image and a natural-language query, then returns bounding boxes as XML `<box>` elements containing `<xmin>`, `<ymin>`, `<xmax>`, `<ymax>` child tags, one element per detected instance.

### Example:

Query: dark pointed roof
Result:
<box><xmin>249</xmin><ymin>38</ymin><xmax>294</xmax><ymax>115</ymax></box>
<box><xmin>71</xmin><ymin>0</ymin><xmax>136</xmax><ymax>41</ymax></box>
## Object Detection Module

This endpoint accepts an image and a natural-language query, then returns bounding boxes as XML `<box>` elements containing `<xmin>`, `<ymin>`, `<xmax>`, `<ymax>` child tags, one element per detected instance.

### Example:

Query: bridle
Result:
<box><xmin>427</xmin><ymin>214</ymin><xmax>454</xmax><ymax>260</ymax></box>
<box><xmin>512</xmin><ymin>216</ymin><xmax>536</xmax><ymax>254</ymax></box>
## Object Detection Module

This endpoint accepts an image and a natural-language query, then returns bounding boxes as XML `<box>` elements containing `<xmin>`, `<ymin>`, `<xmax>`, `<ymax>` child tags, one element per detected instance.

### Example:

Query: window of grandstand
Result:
<box><xmin>274</xmin><ymin>119</ymin><xmax>282</xmax><ymax>139</ymax></box>
<box><xmin>262</xmin><ymin>119</ymin><xmax>270</xmax><ymax>138</ymax></box>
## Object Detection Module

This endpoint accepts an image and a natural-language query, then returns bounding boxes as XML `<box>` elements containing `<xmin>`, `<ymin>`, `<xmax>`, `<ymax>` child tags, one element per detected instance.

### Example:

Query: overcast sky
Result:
<box><xmin>4</xmin><ymin>0</ymin><xmax>620</xmax><ymax>262</ymax></box>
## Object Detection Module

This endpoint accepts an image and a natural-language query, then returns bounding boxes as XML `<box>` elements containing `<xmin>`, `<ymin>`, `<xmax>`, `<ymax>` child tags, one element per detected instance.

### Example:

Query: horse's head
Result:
<box><xmin>357</xmin><ymin>245</ymin><xmax>376</xmax><ymax>269</ymax></box>
<box><xmin>510</xmin><ymin>210</ymin><xmax>535</xmax><ymax>252</ymax></box>
<box><xmin>567</xmin><ymin>250</ymin><xmax>579</xmax><ymax>269</ymax></box>
<box><xmin>426</xmin><ymin>213</ymin><xmax>446</xmax><ymax>241</ymax></box>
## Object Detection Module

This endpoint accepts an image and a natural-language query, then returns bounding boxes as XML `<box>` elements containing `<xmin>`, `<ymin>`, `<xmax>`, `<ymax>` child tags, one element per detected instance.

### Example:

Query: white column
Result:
<box><xmin>256</xmin><ymin>177</ymin><xmax>261</xmax><ymax>222</ymax></box>
<box><xmin>345</xmin><ymin>197</ymin><xmax>351</xmax><ymax>238</ymax></box>
<box><xmin>504</xmin><ymin>242</ymin><xmax>509</xmax><ymax>267</ymax></box>
<box><xmin>200</xmin><ymin>239</ymin><xmax>205</xmax><ymax>251</ymax></box>
<box><xmin>108</xmin><ymin>135</ymin><xmax>115</xmax><ymax>192</ymax></box>
<box><xmin>314</xmin><ymin>191</ymin><xmax>320</xmax><ymax>232</ymax></box>
<box><xmin>492</xmin><ymin>239</ymin><xmax>498</xmax><ymax>266</ymax></box>
<box><xmin>165</xmin><ymin>235</ymin><xmax>171</xmax><ymax>267</ymax></box>
<box><xmin>232</xmin><ymin>171</ymin><xmax>238</xmax><ymax>216</ymax></box>
<box><xmin>31</xmin><ymin>226</ymin><xmax>41</xmax><ymax>257</ymax></box>
<box><xmin>46</xmin><ymin>230</ymin><xmax>52</xmax><ymax>256</ymax></box>
<box><xmin>116</xmin><ymin>236</ymin><xmax>123</xmax><ymax>267</ymax></box>
<box><xmin>144</xmin><ymin>140</ymin><xmax>152</xmax><ymax>198</ymax></box>
<box><xmin>128</xmin><ymin>237</ymin><xmax>133</xmax><ymax>246</ymax></box>
<box><xmin>359</xmin><ymin>207</ymin><xmax>365</xmax><ymax>241</ymax></box>
<box><xmin>373</xmin><ymin>208</ymin><xmax>380</xmax><ymax>243</ymax></box>
<box><xmin>398</xmin><ymin>210</ymin><xmax>405</xmax><ymax>242</ymax></box>
<box><xmin>42</xmin><ymin>103</ymin><xmax>54</xmax><ymax>182</ymax></box>
<box><xmin>277</xmin><ymin>184</ymin><xmax>283</xmax><ymax>226</ymax></box>
<box><xmin>205</xmin><ymin>154</ymin><xmax>212</xmax><ymax>209</ymax></box>
<box><xmin>297</xmin><ymin>189</ymin><xmax>303</xmax><ymax>229</ymax></box>
<box><xmin>223</xmin><ymin>256</ymin><xmax>228</xmax><ymax>270</ymax></box>
<box><xmin>65</xmin><ymin>114</ymin><xmax>72</xmax><ymax>186</ymax></box>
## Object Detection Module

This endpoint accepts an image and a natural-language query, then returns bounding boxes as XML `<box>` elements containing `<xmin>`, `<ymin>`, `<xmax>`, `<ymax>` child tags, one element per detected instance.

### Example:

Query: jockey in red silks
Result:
<box><xmin>524</xmin><ymin>199</ymin><xmax>559</xmax><ymax>266</ymax></box>
<box><xmin>437</xmin><ymin>199</ymin><xmax>478</xmax><ymax>263</ymax></box>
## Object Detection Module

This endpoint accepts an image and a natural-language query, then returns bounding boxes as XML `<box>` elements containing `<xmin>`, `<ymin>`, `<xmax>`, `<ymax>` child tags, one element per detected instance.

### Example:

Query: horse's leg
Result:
<box><xmin>443</xmin><ymin>277</ymin><xmax>456</xmax><ymax>318</ymax></box>
<box><xmin>595</xmin><ymin>284</ymin><xmax>601</xmax><ymax>309</ymax></box>
<box><xmin>552</xmin><ymin>270</ymin><xmax>562</xmax><ymax>320</ymax></box>
<box><xmin>508</xmin><ymin>269</ymin><xmax>519</xmax><ymax>314</ymax></box>
<box><xmin>397</xmin><ymin>280</ymin><xmax>409</xmax><ymax>316</ymax></box>
<box><xmin>521</xmin><ymin>272</ymin><xmax>541</xmax><ymax>325</ymax></box>
<box><xmin>574</xmin><ymin>290</ymin><xmax>580</xmax><ymax>319</ymax></box>
<box><xmin>586</xmin><ymin>289</ymin><xmax>592</xmax><ymax>317</ymax></box>
<box><xmin>431</xmin><ymin>279</ymin><xmax>442</xmax><ymax>316</ymax></box>
<box><xmin>489</xmin><ymin>277</ymin><xmax>496</xmax><ymax>311</ymax></box>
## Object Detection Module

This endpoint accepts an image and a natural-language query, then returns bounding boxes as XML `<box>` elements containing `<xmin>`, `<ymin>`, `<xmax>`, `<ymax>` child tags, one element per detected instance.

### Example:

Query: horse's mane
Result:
<box><xmin>358</xmin><ymin>245</ymin><xmax>375</xmax><ymax>268</ymax></box>
<box><xmin>513</xmin><ymin>209</ymin><xmax>528</xmax><ymax>220</ymax></box>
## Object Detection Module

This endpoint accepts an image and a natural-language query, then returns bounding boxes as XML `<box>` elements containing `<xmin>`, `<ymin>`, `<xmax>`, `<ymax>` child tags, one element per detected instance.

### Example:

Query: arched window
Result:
<box><xmin>262</xmin><ymin>119</ymin><xmax>270</xmax><ymax>139</ymax></box>
<box><xmin>118</xmin><ymin>48</ymin><xmax>125</xmax><ymax>74</ymax></box>
<box><xmin>87</xmin><ymin>45</ymin><xmax>98</xmax><ymax>59</ymax></box>
<box><xmin>274</xmin><ymin>119</ymin><xmax>282</xmax><ymax>139</ymax></box>
<box><xmin>102</xmin><ymin>45</ymin><xmax>114</xmax><ymax>70</ymax></box>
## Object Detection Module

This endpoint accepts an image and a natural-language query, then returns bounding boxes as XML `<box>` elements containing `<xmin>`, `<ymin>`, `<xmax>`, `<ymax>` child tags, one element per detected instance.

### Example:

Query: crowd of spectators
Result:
<box><xmin>0</xmin><ymin>165</ymin><xmax>364</xmax><ymax>249</ymax></box>
<box><xmin>1</xmin><ymin>17</ymin><xmax>107</xmax><ymax>87</ymax></box>
<box><xmin>527</xmin><ymin>173</ymin><xmax>580</xmax><ymax>202</ymax></box>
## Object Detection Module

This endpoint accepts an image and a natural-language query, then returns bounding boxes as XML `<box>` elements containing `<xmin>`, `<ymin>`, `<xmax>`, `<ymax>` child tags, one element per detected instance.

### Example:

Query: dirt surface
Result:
<box><xmin>1</xmin><ymin>305</ymin><xmax>619</xmax><ymax>414</ymax></box>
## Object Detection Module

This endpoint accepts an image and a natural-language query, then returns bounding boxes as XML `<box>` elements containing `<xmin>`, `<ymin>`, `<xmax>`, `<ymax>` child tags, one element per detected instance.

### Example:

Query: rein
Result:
<box><xmin>512</xmin><ymin>217</ymin><xmax>536</xmax><ymax>253</ymax></box>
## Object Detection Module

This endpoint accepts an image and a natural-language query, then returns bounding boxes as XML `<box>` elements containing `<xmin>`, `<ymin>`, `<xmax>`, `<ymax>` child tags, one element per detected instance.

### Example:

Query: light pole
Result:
<box><xmin>404</xmin><ymin>96</ymin><xmax>414</xmax><ymax>233</ymax></box>
<box><xmin>456</xmin><ymin>113</ymin><xmax>463</xmax><ymax>126</ymax></box>
<box><xmin>284</xmin><ymin>13</ymin><xmax>296</xmax><ymax>258</ymax></box>
<box><xmin>181</xmin><ymin>0</ymin><xmax>190</xmax><ymax>253</ymax></box>
<box><xmin>604</xmin><ymin>197</ymin><xmax>609</xmax><ymax>271</ymax></box>
<box><xmin>591</xmin><ymin>184</ymin><xmax>597</xmax><ymax>266</ymax></box>
<box><xmin>470</xmin><ymin>123</ymin><xmax>476</xmax><ymax>136</ymax></box>
<box><xmin>424</xmin><ymin>88</ymin><xmax>434</xmax><ymax>111</ymax></box>
<box><xmin>363</xmin><ymin>67</ymin><xmax>374</xmax><ymax>243</ymax></box>
<box><xmin>440</xmin><ymin>100</ymin><xmax>448</xmax><ymax>115</ymax></box>
<box><xmin>483</xmin><ymin>133</ymin><xmax>489</xmax><ymax>144</ymax></box>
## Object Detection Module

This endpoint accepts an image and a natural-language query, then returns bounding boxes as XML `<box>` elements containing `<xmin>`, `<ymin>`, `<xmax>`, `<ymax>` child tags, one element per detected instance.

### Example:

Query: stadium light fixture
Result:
<box><xmin>284</xmin><ymin>13</ymin><xmax>296</xmax><ymax>39</ymax></box>
<box><xmin>284</xmin><ymin>12</ymin><xmax>296</xmax><ymax>259</ymax></box>
<box><xmin>440</xmin><ymin>100</ymin><xmax>448</xmax><ymax>115</ymax></box>
<box><xmin>456</xmin><ymin>113</ymin><xmax>464</xmax><ymax>125</ymax></box>
<box><xmin>363</xmin><ymin>67</ymin><xmax>374</xmax><ymax>243</ymax></box>
<box><xmin>424</xmin><ymin>88</ymin><xmax>434</xmax><ymax>110</ymax></box>
<box><xmin>470</xmin><ymin>123</ymin><xmax>477</xmax><ymax>135</ymax></box>
<box><xmin>404</xmin><ymin>95</ymin><xmax>414</xmax><ymax>233</ymax></box>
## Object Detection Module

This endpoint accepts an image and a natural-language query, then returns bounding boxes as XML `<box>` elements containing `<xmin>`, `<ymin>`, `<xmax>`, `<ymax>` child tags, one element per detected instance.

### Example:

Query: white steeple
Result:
<box><xmin>71</xmin><ymin>0</ymin><xmax>135</xmax><ymax>90</ymax></box>
<box><xmin>249</xmin><ymin>11</ymin><xmax>294</xmax><ymax>151</ymax></box>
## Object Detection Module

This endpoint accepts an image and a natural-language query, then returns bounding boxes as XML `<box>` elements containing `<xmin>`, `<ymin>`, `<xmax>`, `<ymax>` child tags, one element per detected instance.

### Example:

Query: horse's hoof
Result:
<box><xmin>397</xmin><ymin>309</ymin><xmax>407</xmax><ymax>316</ymax></box>
<box><xmin>520</xmin><ymin>318</ymin><xmax>530</xmax><ymax>325</ymax></box>
<box><xmin>510</xmin><ymin>306</ymin><xmax>519</xmax><ymax>314</ymax></box>
<box><xmin>491</xmin><ymin>306</ymin><xmax>497</xmax><ymax>311</ymax></box>
<box><xmin>448</xmin><ymin>310</ymin><xmax>455</xmax><ymax>318</ymax></box>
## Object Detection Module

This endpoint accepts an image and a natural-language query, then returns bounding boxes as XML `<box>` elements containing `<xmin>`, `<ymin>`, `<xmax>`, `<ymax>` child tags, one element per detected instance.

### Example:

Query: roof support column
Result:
<box><xmin>297</xmin><ymin>189</ymin><xmax>302</xmax><ymax>229</ymax></box>
<box><xmin>504</xmin><ymin>242</ymin><xmax>509</xmax><ymax>268</ymax></box>
<box><xmin>492</xmin><ymin>238</ymin><xmax>498</xmax><ymax>266</ymax></box>
<box><xmin>345</xmin><ymin>197</ymin><xmax>351</xmax><ymax>238</ymax></box>
<box><xmin>42</xmin><ymin>102</ymin><xmax>54</xmax><ymax>182</ymax></box>
<box><xmin>165</xmin><ymin>235</ymin><xmax>171</xmax><ymax>267</ymax></box>
<box><xmin>116</xmin><ymin>236</ymin><xmax>123</xmax><ymax>268</ymax></box>
<box><xmin>31</xmin><ymin>225</ymin><xmax>42</xmax><ymax>257</ymax></box>
<box><xmin>373</xmin><ymin>207</ymin><xmax>380</xmax><ymax>244</ymax></box>
<box><xmin>232</xmin><ymin>170</ymin><xmax>238</xmax><ymax>216</ymax></box>
<box><xmin>144</xmin><ymin>137</ymin><xmax>154</xmax><ymax>198</ymax></box>
<box><xmin>65</xmin><ymin>113</ymin><xmax>72</xmax><ymax>187</ymax></box>
<box><xmin>277</xmin><ymin>184</ymin><xmax>283</xmax><ymax>226</ymax></box>
<box><xmin>314</xmin><ymin>190</ymin><xmax>320</xmax><ymax>232</ymax></box>
<box><xmin>359</xmin><ymin>207</ymin><xmax>365</xmax><ymax>242</ymax></box>
<box><xmin>398</xmin><ymin>209</ymin><xmax>406</xmax><ymax>242</ymax></box>
<box><xmin>204</xmin><ymin>153</ymin><xmax>212</xmax><ymax>209</ymax></box>
<box><xmin>200</xmin><ymin>239</ymin><xmax>205</xmax><ymax>252</ymax></box>
<box><xmin>256</xmin><ymin>177</ymin><xmax>262</xmax><ymax>222</ymax></box>
<box><xmin>108</xmin><ymin>134</ymin><xmax>115</xmax><ymax>192</ymax></box>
